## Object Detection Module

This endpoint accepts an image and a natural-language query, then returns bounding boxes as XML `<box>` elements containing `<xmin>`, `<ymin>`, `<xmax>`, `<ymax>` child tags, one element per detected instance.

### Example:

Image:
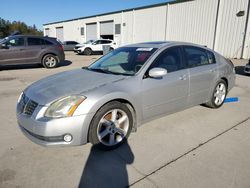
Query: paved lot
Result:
<box><xmin>0</xmin><ymin>52</ymin><xmax>249</xmax><ymax>188</ymax></box>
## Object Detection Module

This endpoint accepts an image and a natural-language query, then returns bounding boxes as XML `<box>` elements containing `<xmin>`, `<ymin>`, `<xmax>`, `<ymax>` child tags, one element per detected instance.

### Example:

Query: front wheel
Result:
<box><xmin>88</xmin><ymin>101</ymin><xmax>133</xmax><ymax>150</ymax></box>
<box><xmin>205</xmin><ymin>79</ymin><xmax>227</xmax><ymax>108</ymax></box>
<box><xmin>84</xmin><ymin>48</ymin><xmax>92</xmax><ymax>55</ymax></box>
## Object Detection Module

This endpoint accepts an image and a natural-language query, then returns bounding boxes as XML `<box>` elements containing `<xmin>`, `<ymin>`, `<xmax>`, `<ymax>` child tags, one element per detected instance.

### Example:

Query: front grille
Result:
<box><xmin>24</xmin><ymin>100</ymin><xmax>38</xmax><ymax>115</ymax></box>
<box><xmin>18</xmin><ymin>94</ymin><xmax>38</xmax><ymax>116</ymax></box>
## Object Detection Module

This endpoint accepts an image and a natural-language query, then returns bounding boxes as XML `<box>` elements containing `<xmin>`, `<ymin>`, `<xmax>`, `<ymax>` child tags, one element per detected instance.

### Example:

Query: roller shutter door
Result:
<box><xmin>56</xmin><ymin>27</ymin><xmax>64</xmax><ymax>42</ymax></box>
<box><xmin>100</xmin><ymin>21</ymin><xmax>114</xmax><ymax>35</ymax></box>
<box><xmin>86</xmin><ymin>23</ymin><xmax>97</xmax><ymax>41</ymax></box>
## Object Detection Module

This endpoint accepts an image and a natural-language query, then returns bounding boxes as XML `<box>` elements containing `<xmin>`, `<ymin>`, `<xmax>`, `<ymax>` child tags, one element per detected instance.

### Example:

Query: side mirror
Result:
<box><xmin>148</xmin><ymin>68</ymin><xmax>167</xmax><ymax>78</ymax></box>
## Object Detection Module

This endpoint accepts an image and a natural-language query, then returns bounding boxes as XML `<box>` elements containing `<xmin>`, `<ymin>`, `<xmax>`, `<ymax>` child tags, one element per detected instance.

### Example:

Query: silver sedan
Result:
<box><xmin>16</xmin><ymin>42</ymin><xmax>235</xmax><ymax>150</ymax></box>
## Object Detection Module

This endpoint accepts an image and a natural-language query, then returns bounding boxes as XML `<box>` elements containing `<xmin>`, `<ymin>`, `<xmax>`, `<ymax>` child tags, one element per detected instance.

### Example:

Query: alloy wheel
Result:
<box><xmin>97</xmin><ymin>109</ymin><xmax>129</xmax><ymax>146</ymax></box>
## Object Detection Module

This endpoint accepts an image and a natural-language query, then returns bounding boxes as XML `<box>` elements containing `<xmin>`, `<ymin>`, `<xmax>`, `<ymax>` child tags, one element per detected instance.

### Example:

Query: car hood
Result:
<box><xmin>75</xmin><ymin>44</ymin><xmax>84</xmax><ymax>47</ymax></box>
<box><xmin>24</xmin><ymin>69</ymin><xmax>125</xmax><ymax>105</ymax></box>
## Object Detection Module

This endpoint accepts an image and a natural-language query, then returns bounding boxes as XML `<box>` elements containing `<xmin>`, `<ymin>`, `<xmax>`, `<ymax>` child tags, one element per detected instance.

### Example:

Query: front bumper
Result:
<box><xmin>17</xmin><ymin>111</ymin><xmax>94</xmax><ymax>147</ymax></box>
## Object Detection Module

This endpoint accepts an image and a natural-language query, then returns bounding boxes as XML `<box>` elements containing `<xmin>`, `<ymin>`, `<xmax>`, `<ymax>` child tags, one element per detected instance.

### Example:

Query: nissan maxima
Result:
<box><xmin>16</xmin><ymin>41</ymin><xmax>235</xmax><ymax>150</ymax></box>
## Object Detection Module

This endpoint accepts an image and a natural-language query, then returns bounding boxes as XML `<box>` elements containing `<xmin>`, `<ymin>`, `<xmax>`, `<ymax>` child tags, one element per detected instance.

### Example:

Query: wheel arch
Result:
<box><xmin>220</xmin><ymin>77</ymin><xmax>228</xmax><ymax>88</ymax></box>
<box><xmin>85</xmin><ymin>97</ymin><xmax>138</xmax><ymax>143</ymax></box>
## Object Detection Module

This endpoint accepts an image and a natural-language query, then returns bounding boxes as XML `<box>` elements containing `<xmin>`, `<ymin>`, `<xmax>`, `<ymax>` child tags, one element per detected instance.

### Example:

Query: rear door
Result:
<box><xmin>183</xmin><ymin>46</ymin><xmax>217</xmax><ymax>106</ymax></box>
<box><xmin>25</xmin><ymin>37</ymin><xmax>46</xmax><ymax>63</ymax></box>
<box><xmin>0</xmin><ymin>37</ymin><xmax>26</xmax><ymax>65</ymax></box>
<box><xmin>141</xmin><ymin>46</ymin><xmax>189</xmax><ymax>121</ymax></box>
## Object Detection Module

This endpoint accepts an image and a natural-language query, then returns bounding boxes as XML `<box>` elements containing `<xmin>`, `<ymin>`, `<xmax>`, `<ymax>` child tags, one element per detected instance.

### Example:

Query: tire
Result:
<box><xmin>88</xmin><ymin>101</ymin><xmax>133</xmax><ymax>150</ymax></box>
<box><xmin>109</xmin><ymin>47</ymin><xmax>114</xmax><ymax>52</ymax></box>
<box><xmin>42</xmin><ymin>54</ymin><xmax>59</xmax><ymax>68</ymax></box>
<box><xmin>205</xmin><ymin>79</ymin><xmax>227</xmax><ymax>108</ymax></box>
<box><xmin>84</xmin><ymin>48</ymin><xmax>92</xmax><ymax>55</ymax></box>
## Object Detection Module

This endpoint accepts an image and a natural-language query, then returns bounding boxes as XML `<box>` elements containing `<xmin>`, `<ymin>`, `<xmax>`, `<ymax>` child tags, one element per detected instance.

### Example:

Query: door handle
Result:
<box><xmin>179</xmin><ymin>75</ymin><xmax>187</xmax><ymax>80</ymax></box>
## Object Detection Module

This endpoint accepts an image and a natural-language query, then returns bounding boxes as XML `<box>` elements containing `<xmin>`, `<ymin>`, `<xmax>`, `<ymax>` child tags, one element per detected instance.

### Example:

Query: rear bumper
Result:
<box><xmin>58</xmin><ymin>52</ymin><xmax>65</xmax><ymax>62</ymax></box>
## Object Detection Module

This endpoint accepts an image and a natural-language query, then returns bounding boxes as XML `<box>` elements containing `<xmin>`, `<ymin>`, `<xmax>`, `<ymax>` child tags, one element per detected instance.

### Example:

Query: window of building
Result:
<box><xmin>80</xmin><ymin>27</ymin><xmax>85</xmax><ymax>36</ymax></box>
<box><xmin>115</xmin><ymin>24</ymin><xmax>121</xmax><ymax>35</ymax></box>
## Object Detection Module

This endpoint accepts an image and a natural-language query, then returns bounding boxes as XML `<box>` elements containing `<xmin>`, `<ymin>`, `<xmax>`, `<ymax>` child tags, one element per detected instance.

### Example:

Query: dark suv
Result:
<box><xmin>0</xmin><ymin>35</ymin><xmax>65</xmax><ymax>68</ymax></box>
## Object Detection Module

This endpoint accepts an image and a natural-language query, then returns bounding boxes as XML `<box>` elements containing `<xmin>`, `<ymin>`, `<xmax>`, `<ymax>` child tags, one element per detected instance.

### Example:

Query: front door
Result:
<box><xmin>0</xmin><ymin>37</ymin><xmax>26</xmax><ymax>65</ymax></box>
<box><xmin>141</xmin><ymin>46</ymin><xmax>189</xmax><ymax>121</ymax></box>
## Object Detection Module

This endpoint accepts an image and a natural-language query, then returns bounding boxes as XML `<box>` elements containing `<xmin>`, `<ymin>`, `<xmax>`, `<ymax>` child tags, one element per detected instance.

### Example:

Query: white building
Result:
<box><xmin>43</xmin><ymin>0</ymin><xmax>250</xmax><ymax>59</ymax></box>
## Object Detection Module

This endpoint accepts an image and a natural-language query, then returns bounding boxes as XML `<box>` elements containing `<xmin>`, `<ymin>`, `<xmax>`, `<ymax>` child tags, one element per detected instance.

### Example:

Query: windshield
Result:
<box><xmin>85</xmin><ymin>40</ymin><xmax>94</xmax><ymax>44</ymax></box>
<box><xmin>88</xmin><ymin>47</ymin><xmax>157</xmax><ymax>76</ymax></box>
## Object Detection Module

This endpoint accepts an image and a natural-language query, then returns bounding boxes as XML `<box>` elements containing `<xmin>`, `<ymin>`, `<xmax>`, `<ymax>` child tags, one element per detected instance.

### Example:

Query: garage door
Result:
<box><xmin>86</xmin><ymin>23</ymin><xmax>97</xmax><ymax>41</ymax></box>
<box><xmin>100</xmin><ymin>21</ymin><xmax>114</xmax><ymax>35</ymax></box>
<box><xmin>56</xmin><ymin>27</ymin><xmax>64</xmax><ymax>42</ymax></box>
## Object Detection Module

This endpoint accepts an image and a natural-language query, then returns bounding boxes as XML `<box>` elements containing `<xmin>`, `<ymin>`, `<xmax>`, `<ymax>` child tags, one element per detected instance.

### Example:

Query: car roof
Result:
<box><xmin>9</xmin><ymin>35</ymin><xmax>56</xmax><ymax>39</ymax></box>
<box><xmin>124</xmin><ymin>41</ymin><xmax>209</xmax><ymax>50</ymax></box>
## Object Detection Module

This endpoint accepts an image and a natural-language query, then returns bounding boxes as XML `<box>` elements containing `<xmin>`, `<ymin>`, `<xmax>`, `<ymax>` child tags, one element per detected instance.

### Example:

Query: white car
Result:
<box><xmin>73</xmin><ymin>40</ymin><xmax>94</xmax><ymax>53</ymax></box>
<box><xmin>76</xmin><ymin>39</ymin><xmax>117</xmax><ymax>55</ymax></box>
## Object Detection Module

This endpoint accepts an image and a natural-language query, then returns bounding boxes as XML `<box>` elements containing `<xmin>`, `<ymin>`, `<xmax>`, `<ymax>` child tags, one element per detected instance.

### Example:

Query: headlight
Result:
<box><xmin>44</xmin><ymin>96</ymin><xmax>86</xmax><ymax>118</ymax></box>
<box><xmin>17</xmin><ymin>92</ymin><xmax>24</xmax><ymax>103</ymax></box>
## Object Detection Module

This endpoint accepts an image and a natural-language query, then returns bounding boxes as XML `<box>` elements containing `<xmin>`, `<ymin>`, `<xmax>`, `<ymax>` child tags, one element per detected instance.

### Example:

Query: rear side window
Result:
<box><xmin>102</xmin><ymin>40</ymin><xmax>112</xmax><ymax>44</ymax></box>
<box><xmin>207</xmin><ymin>50</ymin><xmax>216</xmax><ymax>64</ymax></box>
<box><xmin>28</xmin><ymin>38</ymin><xmax>53</xmax><ymax>45</ymax></box>
<box><xmin>44</xmin><ymin>39</ymin><xmax>53</xmax><ymax>45</ymax></box>
<box><xmin>184</xmin><ymin>46</ymin><xmax>210</xmax><ymax>67</ymax></box>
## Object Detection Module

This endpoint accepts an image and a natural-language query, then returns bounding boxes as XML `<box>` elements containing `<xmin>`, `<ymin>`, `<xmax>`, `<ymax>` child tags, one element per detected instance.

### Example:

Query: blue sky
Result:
<box><xmin>1</xmin><ymin>0</ymin><xmax>172</xmax><ymax>30</ymax></box>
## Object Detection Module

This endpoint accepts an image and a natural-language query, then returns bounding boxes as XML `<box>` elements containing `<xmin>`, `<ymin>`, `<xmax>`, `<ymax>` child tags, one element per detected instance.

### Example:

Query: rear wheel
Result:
<box><xmin>84</xmin><ymin>48</ymin><xmax>92</xmax><ymax>55</ymax></box>
<box><xmin>88</xmin><ymin>101</ymin><xmax>133</xmax><ymax>150</ymax></box>
<box><xmin>42</xmin><ymin>54</ymin><xmax>59</xmax><ymax>68</ymax></box>
<box><xmin>205</xmin><ymin>79</ymin><xmax>227</xmax><ymax>108</ymax></box>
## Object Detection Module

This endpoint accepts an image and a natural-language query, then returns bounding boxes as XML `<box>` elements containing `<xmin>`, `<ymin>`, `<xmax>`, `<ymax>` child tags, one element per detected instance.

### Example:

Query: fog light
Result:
<box><xmin>63</xmin><ymin>134</ymin><xmax>72</xmax><ymax>142</ymax></box>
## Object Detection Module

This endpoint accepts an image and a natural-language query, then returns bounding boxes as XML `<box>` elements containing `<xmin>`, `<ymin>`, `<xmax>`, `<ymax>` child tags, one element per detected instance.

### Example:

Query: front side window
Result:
<box><xmin>184</xmin><ymin>46</ymin><xmax>209</xmax><ymax>67</ymax></box>
<box><xmin>149</xmin><ymin>47</ymin><xmax>183</xmax><ymax>73</ymax></box>
<box><xmin>88</xmin><ymin>47</ymin><xmax>157</xmax><ymax>75</ymax></box>
<box><xmin>6</xmin><ymin>37</ymin><xmax>24</xmax><ymax>47</ymax></box>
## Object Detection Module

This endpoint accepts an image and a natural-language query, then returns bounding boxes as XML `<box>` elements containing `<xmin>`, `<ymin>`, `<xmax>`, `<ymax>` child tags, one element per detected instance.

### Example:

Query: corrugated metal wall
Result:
<box><xmin>44</xmin><ymin>0</ymin><xmax>250</xmax><ymax>58</ymax></box>
<box><xmin>133</xmin><ymin>6</ymin><xmax>167</xmax><ymax>43</ymax></box>
<box><xmin>243</xmin><ymin>12</ymin><xmax>250</xmax><ymax>59</ymax></box>
<box><xmin>166</xmin><ymin>0</ymin><xmax>218</xmax><ymax>49</ymax></box>
<box><xmin>214</xmin><ymin>0</ymin><xmax>249</xmax><ymax>58</ymax></box>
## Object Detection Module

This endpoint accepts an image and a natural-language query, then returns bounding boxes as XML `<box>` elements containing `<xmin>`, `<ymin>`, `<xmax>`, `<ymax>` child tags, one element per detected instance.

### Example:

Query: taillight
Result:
<box><xmin>58</xmin><ymin>44</ymin><xmax>64</xmax><ymax>51</ymax></box>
